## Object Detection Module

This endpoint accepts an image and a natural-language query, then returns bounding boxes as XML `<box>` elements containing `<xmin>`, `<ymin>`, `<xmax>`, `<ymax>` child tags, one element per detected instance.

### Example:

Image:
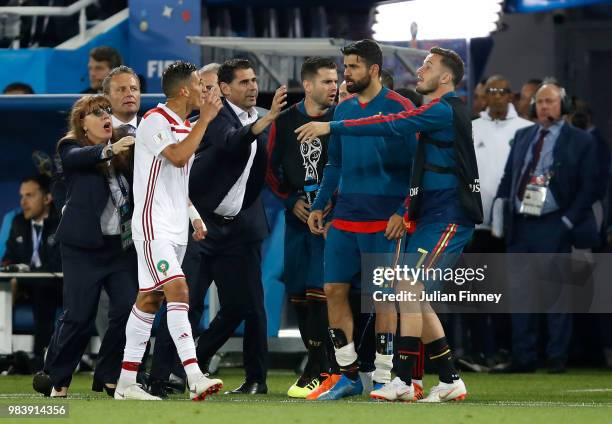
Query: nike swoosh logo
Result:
<box><xmin>115</xmin><ymin>391</ymin><xmax>125</xmax><ymax>398</ymax></box>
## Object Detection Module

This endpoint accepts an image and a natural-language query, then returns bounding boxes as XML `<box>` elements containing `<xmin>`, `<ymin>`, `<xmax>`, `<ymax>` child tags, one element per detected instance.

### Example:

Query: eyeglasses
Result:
<box><xmin>88</xmin><ymin>107</ymin><xmax>112</xmax><ymax>117</ymax></box>
<box><xmin>486</xmin><ymin>88</ymin><xmax>512</xmax><ymax>95</ymax></box>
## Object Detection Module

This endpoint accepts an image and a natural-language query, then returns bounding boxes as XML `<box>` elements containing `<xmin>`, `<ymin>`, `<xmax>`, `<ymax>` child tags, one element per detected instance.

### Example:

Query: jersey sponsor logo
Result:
<box><xmin>157</xmin><ymin>259</ymin><xmax>170</xmax><ymax>276</ymax></box>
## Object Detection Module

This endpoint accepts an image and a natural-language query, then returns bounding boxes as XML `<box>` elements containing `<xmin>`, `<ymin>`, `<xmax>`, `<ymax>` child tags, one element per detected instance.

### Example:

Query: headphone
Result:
<box><xmin>529</xmin><ymin>81</ymin><xmax>571</xmax><ymax>119</ymax></box>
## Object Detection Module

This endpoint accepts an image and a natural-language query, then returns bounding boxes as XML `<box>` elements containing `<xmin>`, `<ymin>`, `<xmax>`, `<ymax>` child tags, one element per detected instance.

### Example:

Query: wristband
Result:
<box><xmin>188</xmin><ymin>205</ymin><xmax>201</xmax><ymax>223</ymax></box>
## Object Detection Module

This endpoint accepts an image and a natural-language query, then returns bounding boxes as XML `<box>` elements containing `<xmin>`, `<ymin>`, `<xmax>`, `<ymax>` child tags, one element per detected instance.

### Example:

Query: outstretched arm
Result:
<box><xmin>296</xmin><ymin>98</ymin><xmax>450</xmax><ymax>142</ymax></box>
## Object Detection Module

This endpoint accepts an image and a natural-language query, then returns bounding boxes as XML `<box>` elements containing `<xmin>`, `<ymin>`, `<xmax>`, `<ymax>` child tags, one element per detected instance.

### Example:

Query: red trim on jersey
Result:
<box><xmin>170</xmin><ymin>127</ymin><xmax>190</xmax><ymax>134</ymax></box>
<box><xmin>343</xmin><ymin>98</ymin><xmax>440</xmax><ymax>127</ymax></box>
<box><xmin>331</xmin><ymin>218</ymin><xmax>388</xmax><ymax>233</ymax></box>
<box><xmin>144</xmin><ymin>241</ymin><xmax>159</xmax><ymax>284</ymax></box>
<box><xmin>143</xmin><ymin>159</ymin><xmax>162</xmax><ymax>240</ymax></box>
<box><xmin>385</xmin><ymin>90</ymin><xmax>416</xmax><ymax>111</ymax></box>
<box><xmin>121</xmin><ymin>361</ymin><xmax>140</xmax><ymax>371</ymax></box>
<box><xmin>184</xmin><ymin>119</ymin><xmax>191</xmax><ymax>127</ymax></box>
<box><xmin>143</xmin><ymin>107</ymin><xmax>180</xmax><ymax>125</ymax></box>
<box><xmin>265</xmin><ymin>121</ymin><xmax>289</xmax><ymax>199</ymax></box>
<box><xmin>139</xmin><ymin>274</ymin><xmax>186</xmax><ymax>292</ymax></box>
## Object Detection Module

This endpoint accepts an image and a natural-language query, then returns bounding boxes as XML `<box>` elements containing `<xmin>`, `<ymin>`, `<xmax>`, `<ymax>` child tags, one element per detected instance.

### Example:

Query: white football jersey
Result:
<box><xmin>132</xmin><ymin>103</ymin><xmax>193</xmax><ymax>244</ymax></box>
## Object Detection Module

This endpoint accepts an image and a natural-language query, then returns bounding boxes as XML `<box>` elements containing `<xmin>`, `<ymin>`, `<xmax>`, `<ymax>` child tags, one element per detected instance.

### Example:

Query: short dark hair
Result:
<box><xmin>430</xmin><ymin>46</ymin><xmax>464</xmax><ymax>86</ymax></box>
<box><xmin>102</xmin><ymin>65</ymin><xmax>139</xmax><ymax>95</ymax></box>
<box><xmin>380</xmin><ymin>68</ymin><xmax>394</xmax><ymax>90</ymax></box>
<box><xmin>89</xmin><ymin>46</ymin><xmax>122</xmax><ymax>69</ymax></box>
<box><xmin>161</xmin><ymin>61</ymin><xmax>197</xmax><ymax>97</ymax></box>
<box><xmin>3</xmin><ymin>82</ymin><xmax>34</xmax><ymax>94</ymax></box>
<box><xmin>22</xmin><ymin>175</ymin><xmax>50</xmax><ymax>195</ymax></box>
<box><xmin>341</xmin><ymin>39</ymin><xmax>383</xmax><ymax>76</ymax></box>
<box><xmin>525</xmin><ymin>78</ymin><xmax>543</xmax><ymax>86</ymax></box>
<box><xmin>218</xmin><ymin>59</ymin><xmax>254</xmax><ymax>85</ymax></box>
<box><xmin>395</xmin><ymin>87</ymin><xmax>423</xmax><ymax>108</ymax></box>
<box><xmin>300</xmin><ymin>57</ymin><xmax>337</xmax><ymax>82</ymax></box>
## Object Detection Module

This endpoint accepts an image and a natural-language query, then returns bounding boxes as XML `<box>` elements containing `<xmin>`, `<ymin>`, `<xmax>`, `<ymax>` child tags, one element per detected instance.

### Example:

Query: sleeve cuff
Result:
<box><xmin>561</xmin><ymin>216</ymin><xmax>574</xmax><ymax>230</ymax></box>
<box><xmin>330</xmin><ymin>121</ymin><xmax>343</xmax><ymax>134</ymax></box>
<box><xmin>395</xmin><ymin>205</ymin><xmax>407</xmax><ymax>217</ymax></box>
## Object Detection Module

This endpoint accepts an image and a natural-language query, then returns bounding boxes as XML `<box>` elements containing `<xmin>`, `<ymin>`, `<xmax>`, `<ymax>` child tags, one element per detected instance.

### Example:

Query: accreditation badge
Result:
<box><xmin>119</xmin><ymin>204</ymin><xmax>133</xmax><ymax>250</ymax></box>
<box><xmin>519</xmin><ymin>173</ymin><xmax>551</xmax><ymax>217</ymax></box>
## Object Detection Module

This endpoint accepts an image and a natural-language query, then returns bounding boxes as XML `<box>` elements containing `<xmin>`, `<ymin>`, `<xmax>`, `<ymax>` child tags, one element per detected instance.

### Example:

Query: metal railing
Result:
<box><xmin>0</xmin><ymin>0</ymin><xmax>98</xmax><ymax>48</ymax></box>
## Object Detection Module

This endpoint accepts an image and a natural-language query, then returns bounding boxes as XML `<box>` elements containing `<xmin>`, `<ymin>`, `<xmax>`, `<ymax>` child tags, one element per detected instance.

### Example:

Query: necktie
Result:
<box><xmin>518</xmin><ymin>129</ymin><xmax>549</xmax><ymax>200</ymax></box>
<box><xmin>116</xmin><ymin>124</ymin><xmax>136</xmax><ymax>138</ymax></box>
<box><xmin>31</xmin><ymin>224</ymin><xmax>43</xmax><ymax>268</ymax></box>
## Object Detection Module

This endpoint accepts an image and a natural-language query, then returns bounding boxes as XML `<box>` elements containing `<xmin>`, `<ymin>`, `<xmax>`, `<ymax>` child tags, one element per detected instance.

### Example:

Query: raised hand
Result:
<box><xmin>112</xmin><ymin>136</ymin><xmax>135</xmax><ymax>154</ymax></box>
<box><xmin>200</xmin><ymin>91</ymin><xmax>223</xmax><ymax>123</ymax></box>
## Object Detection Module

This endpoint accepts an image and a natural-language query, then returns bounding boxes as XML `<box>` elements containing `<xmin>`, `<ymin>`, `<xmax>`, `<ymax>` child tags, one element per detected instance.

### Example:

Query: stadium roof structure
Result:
<box><xmin>187</xmin><ymin>36</ymin><xmax>429</xmax><ymax>86</ymax></box>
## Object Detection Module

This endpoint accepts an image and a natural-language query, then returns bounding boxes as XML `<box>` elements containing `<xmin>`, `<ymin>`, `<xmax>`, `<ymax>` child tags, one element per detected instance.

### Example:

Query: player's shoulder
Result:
<box><xmin>141</xmin><ymin>107</ymin><xmax>170</xmax><ymax>126</ymax></box>
<box><xmin>334</xmin><ymin>95</ymin><xmax>356</xmax><ymax>118</ymax></box>
<box><xmin>383</xmin><ymin>89</ymin><xmax>415</xmax><ymax>111</ymax></box>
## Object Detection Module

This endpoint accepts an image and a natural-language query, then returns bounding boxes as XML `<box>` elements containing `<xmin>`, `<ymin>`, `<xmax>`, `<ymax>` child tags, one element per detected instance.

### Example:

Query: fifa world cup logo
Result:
<box><xmin>300</xmin><ymin>137</ymin><xmax>322</xmax><ymax>205</ymax></box>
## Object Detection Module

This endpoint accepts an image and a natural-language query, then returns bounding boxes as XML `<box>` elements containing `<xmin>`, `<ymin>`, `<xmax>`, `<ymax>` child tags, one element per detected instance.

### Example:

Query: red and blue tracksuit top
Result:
<box><xmin>311</xmin><ymin>87</ymin><xmax>417</xmax><ymax>233</ymax></box>
<box><xmin>329</xmin><ymin>91</ymin><xmax>474</xmax><ymax>226</ymax></box>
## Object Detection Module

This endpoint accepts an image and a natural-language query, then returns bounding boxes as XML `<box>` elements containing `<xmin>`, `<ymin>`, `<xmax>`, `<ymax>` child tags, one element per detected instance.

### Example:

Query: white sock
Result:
<box><xmin>334</xmin><ymin>341</ymin><xmax>358</xmax><ymax>367</ymax></box>
<box><xmin>118</xmin><ymin>306</ymin><xmax>154</xmax><ymax>386</ymax></box>
<box><xmin>167</xmin><ymin>302</ymin><xmax>202</xmax><ymax>384</ymax></box>
<box><xmin>373</xmin><ymin>352</ymin><xmax>393</xmax><ymax>384</ymax></box>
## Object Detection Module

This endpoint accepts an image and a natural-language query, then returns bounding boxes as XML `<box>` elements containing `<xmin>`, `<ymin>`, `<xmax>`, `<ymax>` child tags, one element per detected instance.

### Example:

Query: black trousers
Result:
<box><xmin>44</xmin><ymin>237</ymin><xmax>138</xmax><ymax>388</ymax></box>
<box><xmin>150</xmin><ymin>217</ymin><xmax>268</xmax><ymax>384</ymax></box>
<box><xmin>20</xmin><ymin>278</ymin><xmax>62</xmax><ymax>360</ymax></box>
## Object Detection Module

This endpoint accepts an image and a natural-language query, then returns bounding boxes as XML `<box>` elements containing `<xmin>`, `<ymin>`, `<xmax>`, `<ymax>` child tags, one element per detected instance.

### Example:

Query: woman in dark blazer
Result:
<box><xmin>33</xmin><ymin>95</ymin><xmax>137</xmax><ymax>398</ymax></box>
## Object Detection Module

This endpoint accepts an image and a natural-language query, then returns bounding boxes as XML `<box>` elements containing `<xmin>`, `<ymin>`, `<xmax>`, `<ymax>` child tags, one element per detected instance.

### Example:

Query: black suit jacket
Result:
<box><xmin>189</xmin><ymin>99</ymin><xmax>269</xmax><ymax>242</ymax></box>
<box><xmin>497</xmin><ymin>123</ymin><xmax>599</xmax><ymax>247</ymax></box>
<box><xmin>55</xmin><ymin>139</ymin><xmax>133</xmax><ymax>249</ymax></box>
<box><xmin>3</xmin><ymin>211</ymin><xmax>61</xmax><ymax>272</ymax></box>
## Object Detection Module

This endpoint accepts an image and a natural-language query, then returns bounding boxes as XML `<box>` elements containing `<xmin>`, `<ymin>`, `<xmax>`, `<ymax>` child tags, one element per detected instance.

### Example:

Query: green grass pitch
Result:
<box><xmin>1</xmin><ymin>368</ymin><xmax>611</xmax><ymax>424</ymax></box>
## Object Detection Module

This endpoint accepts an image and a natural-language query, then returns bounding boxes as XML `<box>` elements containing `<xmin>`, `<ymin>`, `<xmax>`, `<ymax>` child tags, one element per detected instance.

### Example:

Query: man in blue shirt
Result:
<box><xmin>297</xmin><ymin>47</ymin><xmax>480</xmax><ymax>402</ymax></box>
<box><xmin>305</xmin><ymin>40</ymin><xmax>418</xmax><ymax>401</ymax></box>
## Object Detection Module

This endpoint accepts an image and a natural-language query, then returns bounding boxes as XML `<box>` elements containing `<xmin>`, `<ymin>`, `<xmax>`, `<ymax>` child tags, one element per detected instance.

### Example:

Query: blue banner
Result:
<box><xmin>507</xmin><ymin>0</ymin><xmax>612</xmax><ymax>13</ymax></box>
<box><xmin>0</xmin><ymin>20</ymin><xmax>128</xmax><ymax>94</ymax></box>
<box><xmin>129</xmin><ymin>0</ymin><xmax>201</xmax><ymax>93</ymax></box>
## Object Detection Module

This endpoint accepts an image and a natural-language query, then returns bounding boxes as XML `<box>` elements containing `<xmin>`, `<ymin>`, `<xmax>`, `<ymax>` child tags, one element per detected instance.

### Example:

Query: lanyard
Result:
<box><xmin>106</xmin><ymin>167</ymin><xmax>129</xmax><ymax>210</ymax></box>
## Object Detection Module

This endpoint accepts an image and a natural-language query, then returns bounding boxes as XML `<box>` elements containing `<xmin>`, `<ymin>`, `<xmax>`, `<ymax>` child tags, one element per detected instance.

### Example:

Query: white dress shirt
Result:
<box><xmin>111</xmin><ymin>114</ymin><xmax>138</xmax><ymax>130</ymax></box>
<box><xmin>214</xmin><ymin>100</ymin><xmax>258</xmax><ymax>217</ymax></box>
<box><xmin>100</xmin><ymin>117</ymin><xmax>134</xmax><ymax>235</ymax></box>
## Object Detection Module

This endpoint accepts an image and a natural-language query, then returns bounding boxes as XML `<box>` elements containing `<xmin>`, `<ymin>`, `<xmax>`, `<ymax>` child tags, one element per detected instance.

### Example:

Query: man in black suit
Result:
<box><xmin>185</xmin><ymin>59</ymin><xmax>286</xmax><ymax>394</ymax></box>
<box><xmin>3</xmin><ymin>175</ymin><xmax>61</xmax><ymax>370</ymax></box>
<box><xmin>494</xmin><ymin>80</ymin><xmax>599</xmax><ymax>373</ymax></box>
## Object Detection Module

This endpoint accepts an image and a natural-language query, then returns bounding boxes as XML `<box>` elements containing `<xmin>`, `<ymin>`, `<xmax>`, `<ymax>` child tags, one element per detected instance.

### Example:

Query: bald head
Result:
<box><xmin>534</xmin><ymin>83</ymin><xmax>565</xmax><ymax>127</ymax></box>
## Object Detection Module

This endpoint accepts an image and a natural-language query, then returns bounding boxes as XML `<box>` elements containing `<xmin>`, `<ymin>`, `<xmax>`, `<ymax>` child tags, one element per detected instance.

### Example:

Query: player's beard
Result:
<box><xmin>346</xmin><ymin>74</ymin><xmax>371</xmax><ymax>94</ymax></box>
<box><xmin>416</xmin><ymin>78</ymin><xmax>438</xmax><ymax>96</ymax></box>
